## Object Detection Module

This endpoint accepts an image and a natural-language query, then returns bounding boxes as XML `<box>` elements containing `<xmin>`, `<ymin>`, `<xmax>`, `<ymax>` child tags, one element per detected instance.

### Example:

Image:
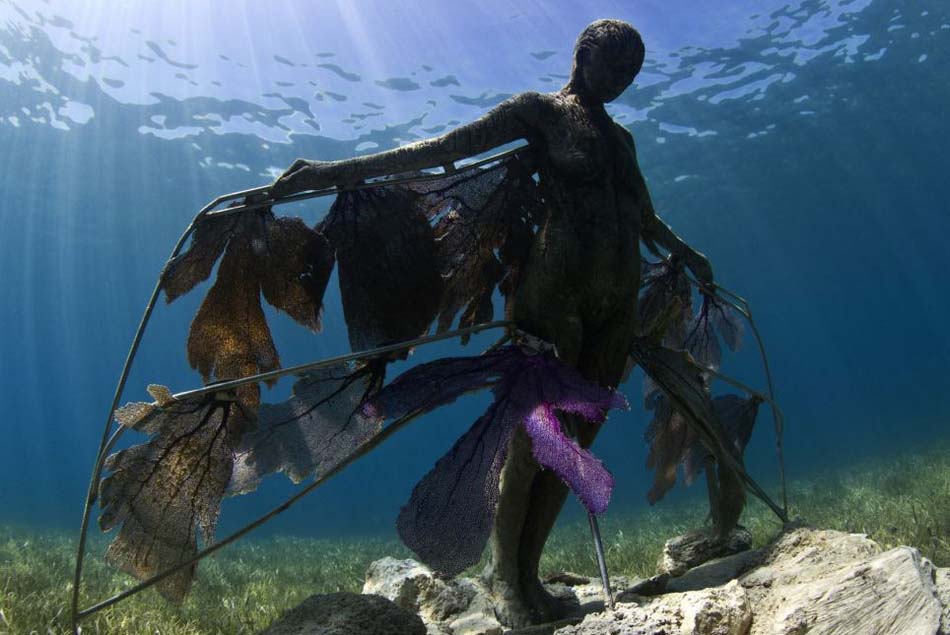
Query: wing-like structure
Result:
<box><xmin>161</xmin><ymin>209</ymin><xmax>334</xmax><ymax>407</ymax></box>
<box><xmin>228</xmin><ymin>364</ymin><xmax>380</xmax><ymax>496</ymax></box>
<box><xmin>161</xmin><ymin>153</ymin><xmax>539</xmax><ymax>405</ymax></box>
<box><xmin>363</xmin><ymin>346</ymin><xmax>626</xmax><ymax>576</ymax></box>
<box><xmin>100</xmin><ymin>151</ymin><xmax>545</xmax><ymax>598</ymax></box>
<box><xmin>98</xmin><ymin>386</ymin><xmax>251</xmax><ymax>602</ymax></box>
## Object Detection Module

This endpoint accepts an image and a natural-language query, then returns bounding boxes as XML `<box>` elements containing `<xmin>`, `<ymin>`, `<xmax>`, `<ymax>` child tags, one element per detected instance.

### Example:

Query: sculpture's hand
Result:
<box><xmin>270</xmin><ymin>159</ymin><xmax>339</xmax><ymax>198</ymax></box>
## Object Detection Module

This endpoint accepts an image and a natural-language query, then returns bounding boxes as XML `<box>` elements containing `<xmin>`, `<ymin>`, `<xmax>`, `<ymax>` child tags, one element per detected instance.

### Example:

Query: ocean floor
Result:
<box><xmin>3</xmin><ymin>444</ymin><xmax>949</xmax><ymax>634</ymax></box>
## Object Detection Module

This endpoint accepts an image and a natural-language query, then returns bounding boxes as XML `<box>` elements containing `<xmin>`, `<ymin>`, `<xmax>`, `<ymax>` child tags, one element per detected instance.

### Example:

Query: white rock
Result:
<box><xmin>261</xmin><ymin>592</ymin><xmax>426</xmax><ymax>635</ymax></box>
<box><xmin>743</xmin><ymin>530</ymin><xmax>941</xmax><ymax>635</ymax></box>
<box><xmin>932</xmin><ymin>567</ymin><xmax>950</xmax><ymax>635</ymax></box>
<box><xmin>363</xmin><ymin>557</ymin><xmax>476</xmax><ymax>623</ymax></box>
<box><xmin>553</xmin><ymin>580</ymin><xmax>752</xmax><ymax>635</ymax></box>
<box><xmin>658</xmin><ymin>528</ymin><xmax>753</xmax><ymax>577</ymax></box>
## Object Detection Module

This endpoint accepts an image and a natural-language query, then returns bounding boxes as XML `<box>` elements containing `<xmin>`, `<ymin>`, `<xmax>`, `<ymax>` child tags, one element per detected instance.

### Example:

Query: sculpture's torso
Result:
<box><xmin>514</xmin><ymin>92</ymin><xmax>642</xmax><ymax>376</ymax></box>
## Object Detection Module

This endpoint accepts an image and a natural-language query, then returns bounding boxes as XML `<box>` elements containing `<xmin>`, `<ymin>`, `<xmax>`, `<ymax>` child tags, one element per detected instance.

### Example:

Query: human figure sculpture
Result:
<box><xmin>271</xmin><ymin>19</ymin><xmax>716</xmax><ymax>627</ymax></box>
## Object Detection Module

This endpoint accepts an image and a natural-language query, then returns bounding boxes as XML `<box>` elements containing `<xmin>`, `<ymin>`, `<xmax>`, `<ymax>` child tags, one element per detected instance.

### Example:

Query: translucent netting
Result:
<box><xmin>411</xmin><ymin>157</ymin><xmax>541</xmax><ymax>338</ymax></box>
<box><xmin>98</xmin><ymin>386</ymin><xmax>252</xmax><ymax>602</ymax></box>
<box><xmin>684</xmin><ymin>294</ymin><xmax>744</xmax><ymax>371</ymax></box>
<box><xmin>683</xmin><ymin>394</ymin><xmax>761</xmax><ymax>486</ymax></box>
<box><xmin>228</xmin><ymin>364</ymin><xmax>380</xmax><ymax>495</ymax></box>
<box><xmin>363</xmin><ymin>346</ymin><xmax>626</xmax><ymax>576</ymax></box>
<box><xmin>161</xmin><ymin>210</ymin><xmax>334</xmax><ymax>408</ymax></box>
<box><xmin>321</xmin><ymin>187</ymin><xmax>442</xmax><ymax>353</ymax></box>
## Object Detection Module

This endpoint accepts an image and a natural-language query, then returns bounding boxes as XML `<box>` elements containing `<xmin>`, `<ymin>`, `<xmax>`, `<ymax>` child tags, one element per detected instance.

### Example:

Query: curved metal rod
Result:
<box><xmin>684</xmin><ymin>274</ymin><xmax>789</xmax><ymax>516</ymax></box>
<box><xmin>70</xmin><ymin>188</ymin><xmax>242</xmax><ymax>632</ymax></box>
<box><xmin>203</xmin><ymin>143</ymin><xmax>531</xmax><ymax>219</ymax></box>
<box><xmin>77</xmin><ymin>405</ymin><xmax>428</xmax><ymax>620</ymax></box>
<box><xmin>70</xmin><ymin>145</ymin><xmax>530</xmax><ymax>632</ymax></box>
<box><xmin>173</xmin><ymin>320</ymin><xmax>514</xmax><ymax>402</ymax></box>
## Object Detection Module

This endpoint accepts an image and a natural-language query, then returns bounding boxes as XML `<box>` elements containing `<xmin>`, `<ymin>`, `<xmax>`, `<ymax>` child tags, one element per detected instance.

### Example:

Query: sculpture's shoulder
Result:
<box><xmin>498</xmin><ymin>90</ymin><xmax>557</xmax><ymax>126</ymax></box>
<box><xmin>613</xmin><ymin>122</ymin><xmax>635</xmax><ymax>147</ymax></box>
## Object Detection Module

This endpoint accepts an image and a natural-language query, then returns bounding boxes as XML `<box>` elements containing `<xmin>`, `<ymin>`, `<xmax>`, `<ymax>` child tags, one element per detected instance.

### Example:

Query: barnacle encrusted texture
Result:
<box><xmin>99</xmin><ymin>392</ymin><xmax>250</xmax><ymax>602</ymax></box>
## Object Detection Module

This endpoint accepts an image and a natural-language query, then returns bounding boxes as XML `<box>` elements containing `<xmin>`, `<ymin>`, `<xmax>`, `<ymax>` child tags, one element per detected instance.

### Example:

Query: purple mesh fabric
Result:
<box><xmin>364</xmin><ymin>346</ymin><xmax>627</xmax><ymax>574</ymax></box>
<box><xmin>396</xmin><ymin>398</ymin><xmax>517</xmax><ymax>577</ymax></box>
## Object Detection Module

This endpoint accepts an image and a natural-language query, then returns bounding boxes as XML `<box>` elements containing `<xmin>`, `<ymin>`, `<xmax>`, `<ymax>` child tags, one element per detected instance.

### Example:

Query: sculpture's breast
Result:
<box><xmin>542</xmin><ymin>108</ymin><xmax>611</xmax><ymax>183</ymax></box>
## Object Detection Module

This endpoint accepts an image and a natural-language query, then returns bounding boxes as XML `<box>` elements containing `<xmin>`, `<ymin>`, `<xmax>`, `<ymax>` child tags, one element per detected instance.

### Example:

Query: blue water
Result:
<box><xmin>1</xmin><ymin>0</ymin><xmax>948</xmax><ymax>547</ymax></box>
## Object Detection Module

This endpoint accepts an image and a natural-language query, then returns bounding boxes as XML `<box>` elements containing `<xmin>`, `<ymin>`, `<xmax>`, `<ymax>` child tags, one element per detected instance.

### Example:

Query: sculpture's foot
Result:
<box><xmin>483</xmin><ymin>573</ymin><xmax>576</xmax><ymax>628</ymax></box>
<box><xmin>522</xmin><ymin>574</ymin><xmax>577</xmax><ymax>622</ymax></box>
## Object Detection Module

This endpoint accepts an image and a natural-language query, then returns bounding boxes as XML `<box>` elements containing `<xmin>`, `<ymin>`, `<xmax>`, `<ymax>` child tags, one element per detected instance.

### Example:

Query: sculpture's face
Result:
<box><xmin>579</xmin><ymin>43</ymin><xmax>642</xmax><ymax>103</ymax></box>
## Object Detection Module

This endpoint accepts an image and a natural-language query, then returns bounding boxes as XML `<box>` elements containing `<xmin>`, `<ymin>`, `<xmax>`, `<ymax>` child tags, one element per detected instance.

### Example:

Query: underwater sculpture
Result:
<box><xmin>71</xmin><ymin>18</ymin><xmax>788</xmax><ymax>633</ymax></box>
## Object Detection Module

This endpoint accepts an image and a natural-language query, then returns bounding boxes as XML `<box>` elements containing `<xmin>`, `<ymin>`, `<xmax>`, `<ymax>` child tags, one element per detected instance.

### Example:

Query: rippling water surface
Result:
<box><xmin>1</xmin><ymin>0</ymin><xmax>948</xmax><ymax>542</ymax></box>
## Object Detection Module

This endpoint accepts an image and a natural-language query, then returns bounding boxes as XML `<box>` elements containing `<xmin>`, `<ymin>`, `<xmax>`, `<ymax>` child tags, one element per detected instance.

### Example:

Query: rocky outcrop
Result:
<box><xmin>656</xmin><ymin>528</ymin><xmax>753</xmax><ymax>577</ymax></box>
<box><xmin>260</xmin><ymin>592</ymin><xmax>426</xmax><ymax>635</ymax></box>
<box><xmin>363</xmin><ymin>558</ymin><xmax>479</xmax><ymax>623</ymax></box>
<box><xmin>260</xmin><ymin>527</ymin><xmax>949</xmax><ymax>635</ymax></box>
<box><xmin>560</xmin><ymin>528</ymin><xmax>942</xmax><ymax>635</ymax></box>
<box><xmin>740</xmin><ymin>529</ymin><xmax>940</xmax><ymax>635</ymax></box>
<box><xmin>555</xmin><ymin>580</ymin><xmax>752</xmax><ymax>635</ymax></box>
<box><xmin>933</xmin><ymin>567</ymin><xmax>950</xmax><ymax>635</ymax></box>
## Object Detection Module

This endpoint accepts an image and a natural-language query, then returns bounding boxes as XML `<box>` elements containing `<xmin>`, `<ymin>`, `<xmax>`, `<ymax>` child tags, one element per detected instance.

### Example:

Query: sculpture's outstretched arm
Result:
<box><xmin>617</xmin><ymin>124</ymin><xmax>713</xmax><ymax>285</ymax></box>
<box><xmin>271</xmin><ymin>92</ymin><xmax>543</xmax><ymax>197</ymax></box>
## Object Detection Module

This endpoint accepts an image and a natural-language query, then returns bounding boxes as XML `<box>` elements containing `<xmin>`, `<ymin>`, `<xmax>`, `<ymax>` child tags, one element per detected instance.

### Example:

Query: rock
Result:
<box><xmin>551</xmin><ymin>528</ymin><xmax>945</xmax><ymax>635</ymax></box>
<box><xmin>933</xmin><ymin>568</ymin><xmax>950</xmax><ymax>635</ymax></box>
<box><xmin>557</xmin><ymin>574</ymin><xmax>638</xmax><ymax>609</ymax></box>
<box><xmin>743</xmin><ymin>529</ymin><xmax>941</xmax><ymax>635</ymax></box>
<box><xmin>667</xmin><ymin>548</ymin><xmax>763</xmax><ymax>593</ymax></box>
<box><xmin>553</xmin><ymin>580</ymin><xmax>752</xmax><ymax>635</ymax></box>
<box><xmin>352</xmin><ymin>528</ymin><xmax>946</xmax><ymax>635</ymax></box>
<box><xmin>448</xmin><ymin>611</ymin><xmax>503</xmax><ymax>635</ymax></box>
<box><xmin>363</xmin><ymin>557</ymin><xmax>476</xmax><ymax>622</ymax></box>
<box><xmin>657</xmin><ymin>528</ymin><xmax>753</xmax><ymax>577</ymax></box>
<box><xmin>260</xmin><ymin>592</ymin><xmax>426</xmax><ymax>635</ymax></box>
<box><xmin>447</xmin><ymin>584</ymin><xmax>505</xmax><ymax>635</ymax></box>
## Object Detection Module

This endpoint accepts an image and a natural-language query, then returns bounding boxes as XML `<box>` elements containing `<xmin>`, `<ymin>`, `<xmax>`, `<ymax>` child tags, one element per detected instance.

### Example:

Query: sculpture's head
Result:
<box><xmin>570</xmin><ymin>19</ymin><xmax>645</xmax><ymax>103</ymax></box>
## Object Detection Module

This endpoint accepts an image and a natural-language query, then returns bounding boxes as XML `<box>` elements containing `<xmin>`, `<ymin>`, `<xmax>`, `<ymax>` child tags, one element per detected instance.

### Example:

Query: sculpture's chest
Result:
<box><xmin>540</xmin><ymin>105</ymin><xmax>634</xmax><ymax>186</ymax></box>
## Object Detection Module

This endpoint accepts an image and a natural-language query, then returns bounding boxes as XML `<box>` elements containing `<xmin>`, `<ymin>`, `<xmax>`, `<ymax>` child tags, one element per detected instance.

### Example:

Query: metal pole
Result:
<box><xmin>588</xmin><ymin>513</ymin><xmax>615</xmax><ymax>611</ymax></box>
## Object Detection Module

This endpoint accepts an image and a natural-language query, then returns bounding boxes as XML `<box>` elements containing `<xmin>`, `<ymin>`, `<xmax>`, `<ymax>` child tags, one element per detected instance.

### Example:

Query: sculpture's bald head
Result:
<box><xmin>570</xmin><ymin>19</ymin><xmax>645</xmax><ymax>103</ymax></box>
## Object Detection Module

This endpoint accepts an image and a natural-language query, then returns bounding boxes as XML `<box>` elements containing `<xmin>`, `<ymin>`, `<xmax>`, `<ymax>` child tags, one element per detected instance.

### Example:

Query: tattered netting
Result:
<box><xmin>97</xmin><ymin>345</ymin><xmax>627</xmax><ymax>599</ymax></box>
<box><xmin>97</xmin><ymin>154</ymin><xmax>548</xmax><ymax>599</ymax></box>
<box><xmin>92</xmin><ymin>154</ymin><xmax>776</xmax><ymax>607</ymax></box>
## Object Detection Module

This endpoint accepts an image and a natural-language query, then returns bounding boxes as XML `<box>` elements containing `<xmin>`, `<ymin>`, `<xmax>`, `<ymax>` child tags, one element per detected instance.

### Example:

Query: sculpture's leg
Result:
<box><xmin>483</xmin><ymin>425</ymin><xmax>544</xmax><ymax>627</ymax></box>
<box><xmin>485</xmin><ymin>309</ymin><xmax>636</xmax><ymax>627</ymax></box>
<box><xmin>515</xmin><ymin>415</ymin><xmax>591</xmax><ymax>621</ymax></box>
<box><xmin>712</xmin><ymin>459</ymin><xmax>746</xmax><ymax>538</ymax></box>
<box><xmin>483</xmin><ymin>311</ymin><xmax>585</xmax><ymax>627</ymax></box>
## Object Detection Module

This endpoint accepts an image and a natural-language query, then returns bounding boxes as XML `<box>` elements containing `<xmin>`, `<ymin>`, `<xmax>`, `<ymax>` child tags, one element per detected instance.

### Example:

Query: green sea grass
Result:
<box><xmin>3</xmin><ymin>445</ymin><xmax>950</xmax><ymax>634</ymax></box>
